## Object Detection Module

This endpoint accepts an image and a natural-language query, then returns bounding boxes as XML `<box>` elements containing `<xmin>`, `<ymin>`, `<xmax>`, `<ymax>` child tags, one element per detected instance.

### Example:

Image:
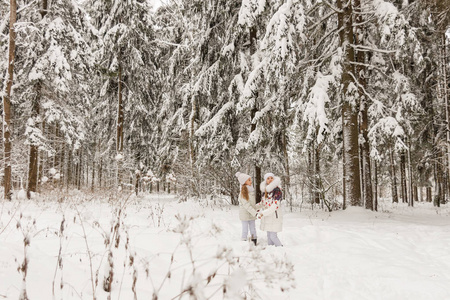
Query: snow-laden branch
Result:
<box><xmin>195</xmin><ymin>102</ymin><xmax>234</xmax><ymax>137</ymax></box>
<box><xmin>349</xmin><ymin>44</ymin><xmax>397</xmax><ymax>54</ymax></box>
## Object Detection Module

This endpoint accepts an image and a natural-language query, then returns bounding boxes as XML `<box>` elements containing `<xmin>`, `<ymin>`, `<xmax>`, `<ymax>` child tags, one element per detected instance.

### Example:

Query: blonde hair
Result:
<box><xmin>241</xmin><ymin>185</ymin><xmax>249</xmax><ymax>201</ymax></box>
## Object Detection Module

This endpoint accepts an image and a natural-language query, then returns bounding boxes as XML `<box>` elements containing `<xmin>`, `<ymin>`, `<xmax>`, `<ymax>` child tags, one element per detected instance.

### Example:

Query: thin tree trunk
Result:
<box><xmin>117</xmin><ymin>62</ymin><xmax>124</xmax><ymax>188</ymax></box>
<box><xmin>337</xmin><ymin>0</ymin><xmax>361</xmax><ymax>207</ymax></box>
<box><xmin>443</xmin><ymin>33</ymin><xmax>450</xmax><ymax>202</ymax></box>
<box><xmin>314</xmin><ymin>142</ymin><xmax>320</xmax><ymax>205</ymax></box>
<box><xmin>67</xmin><ymin>150</ymin><xmax>72</xmax><ymax>189</ymax></box>
<box><xmin>282</xmin><ymin>132</ymin><xmax>291</xmax><ymax>210</ymax></box>
<box><xmin>60</xmin><ymin>140</ymin><xmax>65</xmax><ymax>189</ymax></box>
<box><xmin>407</xmin><ymin>143</ymin><xmax>413</xmax><ymax>207</ymax></box>
<box><xmin>91</xmin><ymin>160</ymin><xmax>95</xmax><ymax>192</ymax></box>
<box><xmin>99</xmin><ymin>158</ymin><xmax>103</xmax><ymax>188</ymax></box>
<box><xmin>308</xmin><ymin>144</ymin><xmax>313</xmax><ymax>205</ymax></box>
<box><xmin>361</xmin><ymin>103</ymin><xmax>373</xmax><ymax>210</ymax></box>
<box><xmin>2</xmin><ymin>0</ymin><xmax>17</xmax><ymax>201</ymax></box>
<box><xmin>419</xmin><ymin>186</ymin><xmax>423</xmax><ymax>202</ymax></box>
<box><xmin>77</xmin><ymin>150</ymin><xmax>82</xmax><ymax>190</ymax></box>
<box><xmin>247</xmin><ymin>25</ymin><xmax>262</xmax><ymax>204</ymax></box>
<box><xmin>400</xmin><ymin>150</ymin><xmax>408</xmax><ymax>203</ymax></box>
<box><xmin>426</xmin><ymin>187</ymin><xmax>432</xmax><ymax>203</ymax></box>
<box><xmin>27</xmin><ymin>88</ymin><xmax>40</xmax><ymax>199</ymax></box>
<box><xmin>413</xmin><ymin>185</ymin><xmax>418</xmax><ymax>202</ymax></box>
<box><xmin>374</xmin><ymin>160</ymin><xmax>378</xmax><ymax>211</ymax></box>
<box><xmin>135</xmin><ymin>171</ymin><xmax>140</xmax><ymax>196</ymax></box>
<box><xmin>390</xmin><ymin>148</ymin><xmax>399</xmax><ymax>203</ymax></box>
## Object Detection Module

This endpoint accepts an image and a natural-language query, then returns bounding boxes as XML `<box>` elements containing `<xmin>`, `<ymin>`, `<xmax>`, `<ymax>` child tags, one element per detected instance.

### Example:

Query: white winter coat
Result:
<box><xmin>239</xmin><ymin>188</ymin><xmax>262</xmax><ymax>221</ymax></box>
<box><xmin>259</xmin><ymin>177</ymin><xmax>283</xmax><ymax>232</ymax></box>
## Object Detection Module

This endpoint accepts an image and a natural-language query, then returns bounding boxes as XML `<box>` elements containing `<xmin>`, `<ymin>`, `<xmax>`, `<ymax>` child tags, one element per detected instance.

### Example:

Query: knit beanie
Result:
<box><xmin>264</xmin><ymin>172</ymin><xmax>275</xmax><ymax>181</ymax></box>
<box><xmin>235</xmin><ymin>172</ymin><xmax>251</xmax><ymax>185</ymax></box>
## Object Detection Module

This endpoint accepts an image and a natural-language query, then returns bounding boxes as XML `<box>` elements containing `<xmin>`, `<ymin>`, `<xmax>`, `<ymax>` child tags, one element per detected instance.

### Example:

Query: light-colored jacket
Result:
<box><xmin>239</xmin><ymin>188</ymin><xmax>262</xmax><ymax>221</ymax></box>
<box><xmin>259</xmin><ymin>177</ymin><xmax>283</xmax><ymax>232</ymax></box>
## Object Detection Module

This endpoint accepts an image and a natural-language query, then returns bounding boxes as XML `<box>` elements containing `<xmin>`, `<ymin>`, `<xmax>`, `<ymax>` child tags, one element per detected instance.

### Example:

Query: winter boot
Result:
<box><xmin>251</xmin><ymin>238</ymin><xmax>257</xmax><ymax>246</ymax></box>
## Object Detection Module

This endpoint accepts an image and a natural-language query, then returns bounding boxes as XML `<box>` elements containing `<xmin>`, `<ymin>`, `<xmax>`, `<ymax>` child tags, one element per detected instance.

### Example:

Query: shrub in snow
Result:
<box><xmin>154</xmin><ymin>214</ymin><xmax>296</xmax><ymax>299</ymax></box>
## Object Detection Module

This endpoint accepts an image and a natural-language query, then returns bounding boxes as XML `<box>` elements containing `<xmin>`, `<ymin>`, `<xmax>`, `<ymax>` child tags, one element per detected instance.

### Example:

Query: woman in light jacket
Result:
<box><xmin>236</xmin><ymin>172</ymin><xmax>262</xmax><ymax>245</ymax></box>
<box><xmin>258</xmin><ymin>172</ymin><xmax>283</xmax><ymax>247</ymax></box>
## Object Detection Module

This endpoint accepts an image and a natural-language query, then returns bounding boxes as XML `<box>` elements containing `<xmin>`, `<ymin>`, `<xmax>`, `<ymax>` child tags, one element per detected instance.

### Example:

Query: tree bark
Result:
<box><xmin>442</xmin><ymin>33</ymin><xmax>450</xmax><ymax>202</ymax></box>
<box><xmin>407</xmin><ymin>143</ymin><xmax>413</xmax><ymax>207</ymax></box>
<box><xmin>27</xmin><ymin>87</ymin><xmax>41</xmax><ymax>199</ymax></box>
<box><xmin>314</xmin><ymin>142</ymin><xmax>321</xmax><ymax>205</ymax></box>
<box><xmin>374</xmin><ymin>160</ymin><xmax>378</xmax><ymax>211</ymax></box>
<box><xmin>99</xmin><ymin>158</ymin><xmax>103</xmax><ymax>188</ymax></box>
<box><xmin>248</xmin><ymin>25</ymin><xmax>262</xmax><ymax>204</ymax></box>
<box><xmin>117</xmin><ymin>62</ymin><xmax>124</xmax><ymax>188</ymax></box>
<box><xmin>337</xmin><ymin>0</ymin><xmax>361</xmax><ymax>207</ymax></box>
<box><xmin>400</xmin><ymin>150</ymin><xmax>408</xmax><ymax>203</ymax></box>
<box><xmin>308</xmin><ymin>145</ymin><xmax>313</xmax><ymax>205</ymax></box>
<box><xmin>282</xmin><ymin>132</ymin><xmax>291</xmax><ymax>210</ymax></box>
<box><xmin>354</xmin><ymin>0</ymin><xmax>372</xmax><ymax>210</ymax></box>
<box><xmin>390</xmin><ymin>148</ymin><xmax>399</xmax><ymax>203</ymax></box>
<box><xmin>426</xmin><ymin>186</ymin><xmax>432</xmax><ymax>203</ymax></box>
<box><xmin>2</xmin><ymin>0</ymin><xmax>17</xmax><ymax>201</ymax></box>
<box><xmin>91</xmin><ymin>160</ymin><xmax>95</xmax><ymax>192</ymax></box>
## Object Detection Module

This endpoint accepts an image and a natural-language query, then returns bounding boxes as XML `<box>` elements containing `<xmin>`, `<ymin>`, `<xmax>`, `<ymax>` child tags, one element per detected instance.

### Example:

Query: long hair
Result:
<box><xmin>241</xmin><ymin>185</ymin><xmax>249</xmax><ymax>201</ymax></box>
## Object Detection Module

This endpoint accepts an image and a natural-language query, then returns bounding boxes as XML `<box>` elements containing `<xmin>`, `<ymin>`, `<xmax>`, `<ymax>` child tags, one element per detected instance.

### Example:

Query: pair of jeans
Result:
<box><xmin>241</xmin><ymin>220</ymin><xmax>257</xmax><ymax>240</ymax></box>
<box><xmin>267</xmin><ymin>231</ymin><xmax>282</xmax><ymax>247</ymax></box>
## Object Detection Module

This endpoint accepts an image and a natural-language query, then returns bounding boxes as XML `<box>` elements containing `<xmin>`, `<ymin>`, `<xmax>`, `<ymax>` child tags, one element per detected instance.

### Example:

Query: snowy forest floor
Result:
<box><xmin>1</xmin><ymin>191</ymin><xmax>450</xmax><ymax>300</ymax></box>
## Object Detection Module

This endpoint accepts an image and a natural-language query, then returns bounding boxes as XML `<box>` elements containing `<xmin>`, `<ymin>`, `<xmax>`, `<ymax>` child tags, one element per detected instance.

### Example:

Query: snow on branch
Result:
<box><xmin>238</xmin><ymin>0</ymin><xmax>267</xmax><ymax>27</ymax></box>
<box><xmin>261</xmin><ymin>0</ymin><xmax>306</xmax><ymax>66</ymax></box>
<box><xmin>240</xmin><ymin>58</ymin><xmax>267</xmax><ymax>110</ymax></box>
<box><xmin>303</xmin><ymin>72</ymin><xmax>333</xmax><ymax>144</ymax></box>
<box><xmin>195</xmin><ymin>102</ymin><xmax>234</xmax><ymax>137</ymax></box>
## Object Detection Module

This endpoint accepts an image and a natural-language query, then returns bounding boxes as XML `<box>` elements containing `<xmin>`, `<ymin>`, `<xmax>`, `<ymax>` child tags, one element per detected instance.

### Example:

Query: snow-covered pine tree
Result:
<box><xmin>85</xmin><ymin>0</ymin><xmax>157</xmax><ymax>189</ymax></box>
<box><xmin>13</xmin><ymin>0</ymin><xmax>92</xmax><ymax>197</ymax></box>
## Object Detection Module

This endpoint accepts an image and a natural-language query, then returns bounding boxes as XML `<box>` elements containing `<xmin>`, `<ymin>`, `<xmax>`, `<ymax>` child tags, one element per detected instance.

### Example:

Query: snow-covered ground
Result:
<box><xmin>1</xmin><ymin>192</ymin><xmax>450</xmax><ymax>299</ymax></box>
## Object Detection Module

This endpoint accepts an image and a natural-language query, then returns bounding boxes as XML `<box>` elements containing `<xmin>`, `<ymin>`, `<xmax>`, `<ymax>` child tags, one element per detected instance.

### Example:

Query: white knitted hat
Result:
<box><xmin>264</xmin><ymin>172</ymin><xmax>275</xmax><ymax>181</ymax></box>
<box><xmin>235</xmin><ymin>172</ymin><xmax>251</xmax><ymax>185</ymax></box>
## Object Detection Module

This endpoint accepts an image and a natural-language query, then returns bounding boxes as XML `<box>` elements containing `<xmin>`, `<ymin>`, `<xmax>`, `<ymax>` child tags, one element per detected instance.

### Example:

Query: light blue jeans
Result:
<box><xmin>241</xmin><ymin>220</ymin><xmax>257</xmax><ymax>240</ymax></box>
<box><xmin>267</xmin><ymin>231</ymin><xmax>283</xmax><ymax>247</ymax></box>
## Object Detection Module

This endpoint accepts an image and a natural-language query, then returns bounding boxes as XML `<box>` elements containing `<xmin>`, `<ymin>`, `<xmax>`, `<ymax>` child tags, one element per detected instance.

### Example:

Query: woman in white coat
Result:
<box><xmin>257</xmin><ymin>173</ymin><xmax>283</xmax><ymax>247</ymax></box>
<box><xmin>236</xmin><ymin>172</ymin><xmax>262</xmax><ymax>245</ymax></box>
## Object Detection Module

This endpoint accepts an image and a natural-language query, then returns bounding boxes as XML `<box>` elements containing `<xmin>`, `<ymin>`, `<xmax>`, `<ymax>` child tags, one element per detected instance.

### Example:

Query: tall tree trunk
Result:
<box><xmin>400</xmin><ymin>150</ymin><xmax>408</xmax><ymax>203</ymax></box>
<box><xmin>314</xmin><ymin>142</ymin><xmax>321</xmax><ymax>205</ymax></box>
<box><xmin>355</xmin><ymin>0</ymin><xmax>372</xmax><ymax>210</ymax></box>
<box><xmin>67</xmin><ymin>150</ymin><xmax>72</xmax><ymax>189</ymax></box>
<box><xmin>2</xmin><ymin>0</ymin><xmax>17</xmax><ymax>201</ymax></box>
<box><xmin>27</xmin><ymin>0</ymin><xmax>48</xmax><ymax>199</ymax></box>
<box><xmin>77</xmin><ymin>150</ymin><xmax>82</xmax><ymax>190</ymax></box>
<box><xmin>117</xmin><ymin>63</ymin><xmax>124</xmax><ymax>188</ymax></box>
<box><xmin>308</xmin><ymin>145</ymin><xmax>313</xmax><ymax>205</ymax></box>
<box><xmin>282</xmin><ymin>131</ymin><xmax>291</xmax><ymax>210</ymax></box>
<box><xmin>426</xmin><ymin>186</ymin><xmax>432</xmax><ymax>203</ymax></box>
<box><xmin>374</xmin><ymin>160</ymin><xmax>378</xmax><ymax>211</ymax></box>
<box><xmin>91</xmin><ymin>160</ymin><xmax>95</xmax><ymax>192</ymax></box>
<box><xmin>135</xmin><ymin>171</ymin><xmax>140</xmax><ymax>196</ymax></box>
<box><xmin>248</xmin><ymin>25</ymin><xmax>262</xmax><ymax>204</ymax></box>
<box><xmin>337</xmin><ymin>0</ymin><xmax>361</xmax><ymax>207</ymax></box>
<box><xmin>361</xmin><ymin>103</ymin><xmax>373</xmax><ymax>210</ymax></box>
<box><xmin>407</xmin><ymin>143</ymin><xmax>414</xmax><ymax>207</ymax></box>
<box><xmin>442</xmin><ymin>33</ymin><xmax>450</xmax><ymax>202</ymax></box>
<box><xmin>99</xmin><ymin>158</ymin><xmax>103</xmax><ymax>188</ymax></box>
<box><xmin>27</xmin><ymin>86</ymin><xmax>41</xmax><ymax>199</ymax></box>
<box><xmin>390</xmin><ymin>148</ymin><xmax>399</xmax><ymax>203</ymax></box>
